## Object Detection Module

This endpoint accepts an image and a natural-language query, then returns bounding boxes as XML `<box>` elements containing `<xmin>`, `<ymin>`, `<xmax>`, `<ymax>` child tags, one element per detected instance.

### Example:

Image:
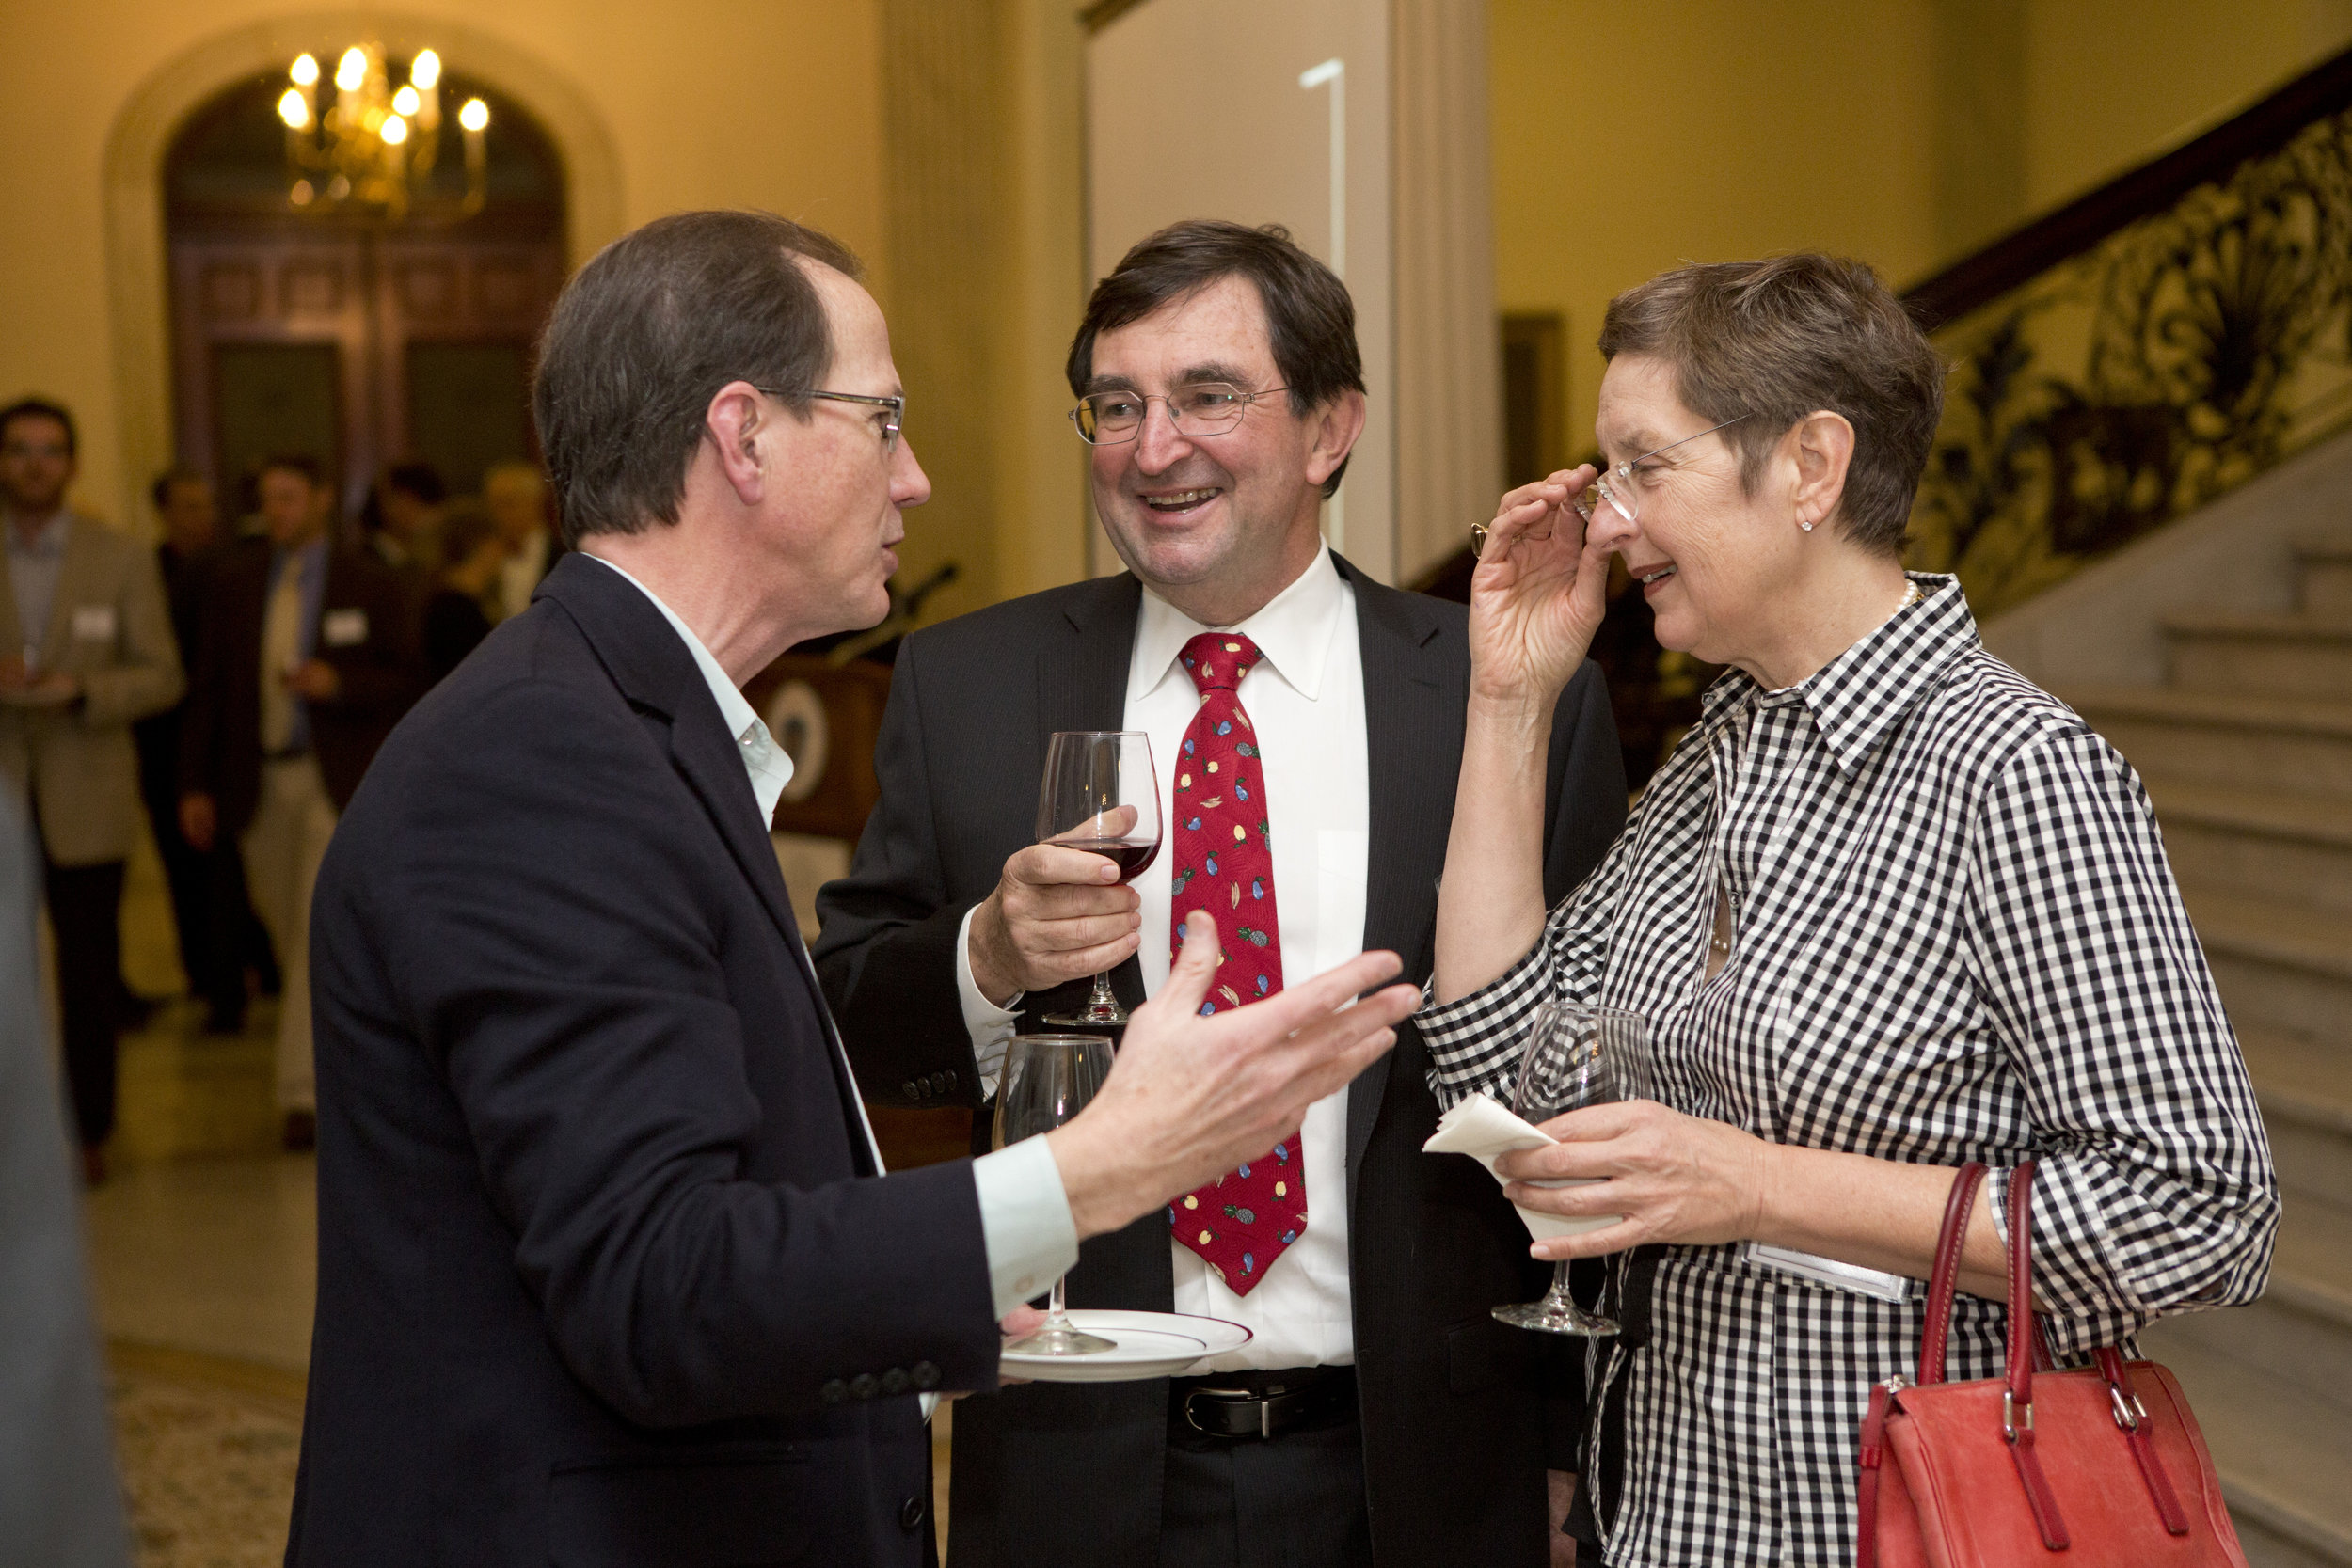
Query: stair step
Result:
<box><xmin>2134</xmin><ymin>1329</ymin><xmax>2352</xmax><ymax>1565</ymax></box>
<box><xmin>2149</xmin><ymin>783</ymin><xmax>2352</xmax><ymax>916</ymax></box>
<box><xmin>2241</xmin><ymin>1028</ymin><xmax>2352</xmax><ymax>1211</ymax></box>
<box><xmin>2162</xmin><ymin>613</ymin><xmax>2352</xmax><ymax>700</ymax></box>
<box><xmin>2181</xmin><ymin>886</ymin><xmax>2352</xmax><ymax>1049</ymax></box>
<box><xmin>2064</xmin><ymin>687</ymin><xmax>2352</xmax><ymax>800</ymax></box>
<box><xmin>2300</xmin><ymin>545</ymin><xmax>2352</xmax><ymax>623</ymax></box>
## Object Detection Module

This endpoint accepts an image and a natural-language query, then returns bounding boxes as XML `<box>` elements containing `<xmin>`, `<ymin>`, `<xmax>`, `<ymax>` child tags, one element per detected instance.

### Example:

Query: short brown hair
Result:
<box><xmin>1597</xmin><ymin>254</ymin><xmax>1945</xmax><ymax>556</ymax></box>
<box><xmin>1067</xmin><ymin>220</ymin><xmax>1364</xmax><ymax>499</ymax></box>
<box><xmin>533</xmin><ymin>210</ymin><xmax>862</xmax><ymax>546</ymax></box>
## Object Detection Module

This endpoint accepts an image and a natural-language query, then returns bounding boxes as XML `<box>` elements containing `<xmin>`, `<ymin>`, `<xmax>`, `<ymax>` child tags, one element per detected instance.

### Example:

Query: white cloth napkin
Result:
<box><xmin>1422</xmin><ymin>1093</ymin><xmax>1620</xmax><ymax>1240</ymax></box>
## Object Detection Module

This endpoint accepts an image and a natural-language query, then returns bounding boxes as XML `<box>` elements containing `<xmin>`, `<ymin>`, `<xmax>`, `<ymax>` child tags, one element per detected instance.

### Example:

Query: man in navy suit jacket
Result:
<box><xmin>289</xmin><ymin>210</ymin><xmax>1418</xmax><ymax>1568</ymax></box>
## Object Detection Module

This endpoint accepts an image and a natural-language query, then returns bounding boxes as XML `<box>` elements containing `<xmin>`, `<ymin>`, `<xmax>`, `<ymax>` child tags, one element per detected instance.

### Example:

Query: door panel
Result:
<box><xmin>405</xmin><ymin>341</ymin><xmax>532</xmax><ymax>495</ymax></box>
<box><xmin>212</xmin><ymin>342</ymin><xmax>343</xmax><ymax>499</ymax></box>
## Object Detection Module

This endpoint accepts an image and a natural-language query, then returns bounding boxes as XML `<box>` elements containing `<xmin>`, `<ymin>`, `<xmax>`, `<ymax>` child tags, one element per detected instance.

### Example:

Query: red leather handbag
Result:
<box><xmin>1855</xmin><ymin>1161</ymin><xmax>2248</xmax><ymax>1568</ymax></box>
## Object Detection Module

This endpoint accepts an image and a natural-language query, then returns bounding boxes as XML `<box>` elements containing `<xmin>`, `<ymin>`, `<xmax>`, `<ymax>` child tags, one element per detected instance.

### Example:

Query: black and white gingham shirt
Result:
<box><xmin>1421</xmin><ymin>574</ymin><xmax>2278</xmax><ymax>1568</ymax></box>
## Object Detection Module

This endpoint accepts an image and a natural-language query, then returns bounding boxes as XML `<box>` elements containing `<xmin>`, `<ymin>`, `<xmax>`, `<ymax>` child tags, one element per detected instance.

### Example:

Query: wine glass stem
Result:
<box><xmin>1548</xmin><ymin>1260</ymin><xmax>1575</xmax><ymax>1306</ymax></box>
<box><xmin>1088</xmin><ymin>971</ymin><xmax>1117</xmax><ymax>1011</ymax></box>
<box><xmin>1045</xmin><ymin>1273</ymin><xmax>1072</xmax><ymax>1330</ymax></box>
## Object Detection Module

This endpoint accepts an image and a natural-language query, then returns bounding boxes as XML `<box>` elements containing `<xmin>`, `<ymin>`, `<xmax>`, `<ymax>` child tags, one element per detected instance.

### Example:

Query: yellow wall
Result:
<box><xmin>2024</xmin><ymin>0</ymin><xmax>2352</xmax><ymax>210</ymax></box>
<box><xmin>1488</xmin><ymin>0</ymin><xmax>1942</xmax><ymax>478</ymax></box>
<box><xmin>0</xmin><ymin>0</ymin><xmax>886</xmax><ymax>534</ymax></box>
<box><xmin>1492</xmin><ymin>0</ymin><xmax>2352</xmax><ymax>475</ymax></box>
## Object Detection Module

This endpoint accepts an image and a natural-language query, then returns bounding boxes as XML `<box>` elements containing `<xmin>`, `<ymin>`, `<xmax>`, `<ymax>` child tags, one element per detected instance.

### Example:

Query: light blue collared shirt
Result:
<box><xmin>6</xmin><ymin>513</ymin><xmax>70</xmax><ymax>661</ymax></box>
<box><xmin>585</xmin><ymin>554</ymin><xmax>1077</xmax><ymax>1319</ymax></box>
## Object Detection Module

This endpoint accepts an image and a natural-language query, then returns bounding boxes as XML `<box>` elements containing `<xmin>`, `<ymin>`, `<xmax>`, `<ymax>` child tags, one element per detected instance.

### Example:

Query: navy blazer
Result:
<box><xmin>813</xmin><ymin>558</ymin><xmax>1628</xmax><ymax>1568</ymax></box>
<box><xmin>291</xmin><ymin>553</ymin><xmax>998</xmax><ymax>1568</ymax></box>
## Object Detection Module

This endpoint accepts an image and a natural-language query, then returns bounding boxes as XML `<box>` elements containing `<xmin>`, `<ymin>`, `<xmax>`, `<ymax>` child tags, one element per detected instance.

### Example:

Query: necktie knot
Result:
<box><xmin>1179</xmin><ymin>631</ymin><xmax>1263</xmax><ymax>694</ymax></box>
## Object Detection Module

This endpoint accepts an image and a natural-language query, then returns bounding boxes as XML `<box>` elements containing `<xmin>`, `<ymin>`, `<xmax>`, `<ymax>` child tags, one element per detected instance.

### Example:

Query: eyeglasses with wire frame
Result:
<box><xmin>757</xmin><ymin>387</ymin><xmax>904</xmax><ymax>453</ymax></box>
<box><xmin>1069</xmin><ymin>382</ymin><xmax>1291</xmax><ymax>446</ymax></box>
<box><xmin>1573</xmin><ymin>415</ymin><xmax>1751</xmax><ymax>528</ymax></box>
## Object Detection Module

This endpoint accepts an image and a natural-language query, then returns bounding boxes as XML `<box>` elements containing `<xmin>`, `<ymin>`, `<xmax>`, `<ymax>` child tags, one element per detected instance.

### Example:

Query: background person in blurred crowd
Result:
<box><xmin>178</xmin><ymin>453</ymin><xmax>424</xmax><ymax>1149</ymax></box>
<box><xmin>0</xmin><ymin>784</ymin><xmax>131</xmax><ymax>1568</ymax></box>
<box><xmin>484</xmin><ymin>458</ymin><xmax>563</xmax><ymax>620</ymax></box>
<box><xmin>0</xmin><ymin>398</ymin><xmax>183</xmax><ymax>1185</ymax></box>
<box><xmin>135</xmin><ymin>467</ymin><xmax>274</xmax><ymax>1032</ymax></box>
<box><xmin>360</xmin><ymin>460</ymin><xmax>447</xmax><ymax>576</ymax></box>
<box><xmin>421</xmin><ymin>499</ymin><xmax>501</xmax><ymax>681</ymax></box>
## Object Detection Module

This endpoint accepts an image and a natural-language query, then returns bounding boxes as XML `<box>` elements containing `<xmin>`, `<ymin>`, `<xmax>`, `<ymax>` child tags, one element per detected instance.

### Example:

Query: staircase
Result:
<box><xmin>2064</xmin><ymin>533</ymin><xmax>2352</xmax><ymax>1568</ymax></box>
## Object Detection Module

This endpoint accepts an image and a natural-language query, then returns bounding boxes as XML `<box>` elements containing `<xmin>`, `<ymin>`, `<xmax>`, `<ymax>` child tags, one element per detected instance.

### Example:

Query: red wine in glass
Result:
<box><xmin>1037</xmin><ymin>731</ymin><xmax>1162</xmax><ymax>1027</ymax></box>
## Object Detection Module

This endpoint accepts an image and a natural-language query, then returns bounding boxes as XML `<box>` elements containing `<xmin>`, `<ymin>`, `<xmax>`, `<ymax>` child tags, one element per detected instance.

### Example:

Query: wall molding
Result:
<box><xmin>1390</xmin><ymin>0</ymin><xmax>1500</xmax><ymax>584</ymax></box>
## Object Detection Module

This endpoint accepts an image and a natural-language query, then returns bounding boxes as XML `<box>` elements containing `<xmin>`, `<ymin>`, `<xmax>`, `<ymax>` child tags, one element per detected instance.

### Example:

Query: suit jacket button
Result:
<box><xmin>819</xmin><ymin>1379</ymin><xmax>849</xmax><ymax>1404</ymax></box>
<box><xmin>911</xmin><ymin>1361</ymin><xmax>940</xmax><ymax>1390</ymax></box>
<box><xmin>882</xmin><ymin>1367</ymin><xmax>911</xmax><ymax>1395</ymax></box>
<box><xmin>899</xmin><ymin>1494</ymin><xmax>927</xmax><ymax>1531</ymax></box>
<box><xmin>850</xmin><ymin>1372</ymin><xmax>879</xmax><ymax>1401</ymax></box>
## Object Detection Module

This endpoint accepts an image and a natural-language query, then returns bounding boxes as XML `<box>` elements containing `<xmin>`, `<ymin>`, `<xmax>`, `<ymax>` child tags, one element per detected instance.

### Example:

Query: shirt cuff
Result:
<box><xmin>955</xmin><ymin>904</ymin><xmax>1024</xmax><ymax>1097</ymax></box>
<box><xmin>971</xmin><ymin>1132</ymin><xmax>1080</xmax><ymax>1320</ymax></box>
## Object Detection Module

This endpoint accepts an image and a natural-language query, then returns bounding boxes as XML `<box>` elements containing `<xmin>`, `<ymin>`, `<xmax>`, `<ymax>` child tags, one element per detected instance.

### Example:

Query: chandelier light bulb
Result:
<box><xmin>336</xmin><ymin>48</ymin><xmax>367</xmax><ymax>92</ymax></box>
<box><xmin>410</xmin><ymin>49</ymin><xmax>441</xmax><ymax>90</ymax></box>
<box><xmin>457</xmin><ymin>97</ymin><xmax>490</xmax><ymax>134</ymax></box>
<box><xmin>392</xmin><ymin>85</ymin><xmax>421</xmax><ymax>117</ymax></box>
<box><xmin>381</xmin><ymin>115</ymin><xmax>409</xmax><ymax>146</ymax></box>
<box><xmin>278</xmin><ymin>88</ymin><xmax>311</xmax><ymax>129</ymax></box>
<box><xmin>291</xmin><ymin>54</ymin><xmax>320</xmax><ymax>87</ymax></box>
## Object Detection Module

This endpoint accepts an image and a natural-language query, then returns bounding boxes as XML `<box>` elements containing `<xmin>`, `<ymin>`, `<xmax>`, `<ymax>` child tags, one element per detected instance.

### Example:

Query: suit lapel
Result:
<box><xmin>1034</xmin><ymin>575</ymin><xmax>1146</xmax><ymax>1006</ymax></box>
<box><xmin>1335</xmin><ymin>557</ymin><xmax>1461</xmax><ymax>1212</ymax></box>
<box><xmin>538</xmin><ymin>555</ymin><xmax>881</xmax><ymax>1169</ymax></box>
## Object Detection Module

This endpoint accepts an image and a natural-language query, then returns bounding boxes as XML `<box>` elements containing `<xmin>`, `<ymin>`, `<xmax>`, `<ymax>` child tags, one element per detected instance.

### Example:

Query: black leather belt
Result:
<box><xmin>1169</xmin><ymin>1365</ymin><xmax>1356</xmax><ymax>1441</ymax></box>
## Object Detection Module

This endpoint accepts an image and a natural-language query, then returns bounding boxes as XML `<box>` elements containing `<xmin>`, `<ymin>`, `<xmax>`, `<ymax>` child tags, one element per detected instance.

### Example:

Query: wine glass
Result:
<box><xmin>1036</xmin><ymin>731</ymin><xmax>1161</xmax><ymax>1028</ymax></box>
<box><xmin>994</xmin><ymin>1033</ymin><xmax>1119</xmax><ymax>1355</ymax></box>
<box><xmin>1491</xmin><ymin>1001</ymin><xmax>1650</xmax><ymax>1337</ymax></box>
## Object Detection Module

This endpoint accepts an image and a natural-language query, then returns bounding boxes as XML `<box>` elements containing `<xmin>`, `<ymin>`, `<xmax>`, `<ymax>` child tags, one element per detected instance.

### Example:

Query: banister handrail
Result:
<box><xmin>1904</xmin><ymin>40</ymin><xmax>2352</xmax><ymax>329</ymax></box>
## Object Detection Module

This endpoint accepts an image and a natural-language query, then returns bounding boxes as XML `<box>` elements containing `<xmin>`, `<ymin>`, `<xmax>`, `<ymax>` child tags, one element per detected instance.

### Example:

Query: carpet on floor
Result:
<box><xmin>109</xmin><ymin>1340</ymin><xmax>303</xmax><ymax>1568</ymax></box>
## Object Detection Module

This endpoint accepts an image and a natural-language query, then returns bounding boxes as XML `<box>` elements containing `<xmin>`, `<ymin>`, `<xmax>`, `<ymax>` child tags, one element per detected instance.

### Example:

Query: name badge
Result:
<box><xmin>321</xmin><ymin>608</ymin><xmax>369</xmax><ymax>647</ymax></box>
<box><xmin>72</xmin><ymin>605</ymin><xmax>118</xmax><ymax>641</ymax></box>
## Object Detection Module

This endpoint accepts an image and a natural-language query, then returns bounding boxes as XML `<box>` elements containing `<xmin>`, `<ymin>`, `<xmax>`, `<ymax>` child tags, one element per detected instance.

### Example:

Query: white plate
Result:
<box><xmin>999</xmin><ymin>1309</ymin><xmax>1252</xmax><ymax>1383</ymax></box>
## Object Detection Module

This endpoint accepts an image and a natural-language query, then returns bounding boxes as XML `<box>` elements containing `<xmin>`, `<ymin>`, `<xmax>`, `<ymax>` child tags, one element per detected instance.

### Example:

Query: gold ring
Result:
<box><xmin>1470</xmin><ymin>520</ymin><xmax>1491</xmax><ymax>560</ymax></box>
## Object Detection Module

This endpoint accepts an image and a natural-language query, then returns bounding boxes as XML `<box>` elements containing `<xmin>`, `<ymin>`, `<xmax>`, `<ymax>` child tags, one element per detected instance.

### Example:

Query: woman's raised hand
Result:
<box><xmin>1468</xmin><ymin>465</ymin><xmax>1613</xmax><ymax>709</ymax></box>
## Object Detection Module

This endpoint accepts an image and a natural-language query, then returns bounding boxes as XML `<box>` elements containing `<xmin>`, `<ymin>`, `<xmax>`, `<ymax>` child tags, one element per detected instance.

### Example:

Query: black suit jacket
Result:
<box><xmin>177</xmin><ymin>535</ymin><xmax>426</xmax><ymax>829</ymax></box>
<box><xmin>290</xmin><ymin>554</ymin><xmax>1002</xmax><ymax>1567</ymax></box>
<box><xmin>812</xmin><ymin>557</ymin><xmax>1627</xmax><ymax>1568</ymax></box>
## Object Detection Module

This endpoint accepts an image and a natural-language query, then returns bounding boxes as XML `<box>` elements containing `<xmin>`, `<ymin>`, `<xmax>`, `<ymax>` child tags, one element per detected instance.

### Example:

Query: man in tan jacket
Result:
<box><xmin>0</xmin><ymin>399</ymin><xmax>183</xmax><ymax>1183</ymax></box>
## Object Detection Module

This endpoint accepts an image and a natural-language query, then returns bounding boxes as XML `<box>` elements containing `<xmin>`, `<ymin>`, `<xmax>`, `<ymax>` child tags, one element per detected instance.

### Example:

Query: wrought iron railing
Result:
<box><xmin>1420</xmin><ymin>42</ymin><xmax>2352</xmax><ymax>784</ymax></box>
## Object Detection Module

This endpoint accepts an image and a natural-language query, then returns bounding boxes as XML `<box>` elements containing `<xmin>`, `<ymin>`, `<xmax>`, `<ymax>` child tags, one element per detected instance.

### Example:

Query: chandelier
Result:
<box><xmin>275</xmin><ymin>44</ymin><xmax>490</xmax><ymax>220</ymax></box>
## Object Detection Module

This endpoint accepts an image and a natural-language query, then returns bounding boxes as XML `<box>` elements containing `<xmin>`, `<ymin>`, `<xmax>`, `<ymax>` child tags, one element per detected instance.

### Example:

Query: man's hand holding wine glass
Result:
<box><xmin>968</xmin><ymin>836</ymin><xmax>1145</xmax><ymax>1006</ymax></box>
<box><xmin>1044</xmin><ymin>911</ymin><xmax>1419</xmax><ymax>1243</ymax></box>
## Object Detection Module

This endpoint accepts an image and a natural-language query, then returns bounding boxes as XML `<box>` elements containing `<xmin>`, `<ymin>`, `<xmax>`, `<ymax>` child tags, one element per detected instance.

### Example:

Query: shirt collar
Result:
<box><xmin>583</xmin><ymin>554</ymin><xmax>796</xmax><ymax>825</ymax></box>
<box><xmin>1697</xmin><ymin>573</ymin><xmax>1977</xmax><ymax>776</ymax></box>
<box><xmin>1129</xmin><ymin>543</ymin><xmax>1347</xmax><ymax>704</ymax></box>
<box><xmin>7</xmin><ymin>513</ymin><xmax>69</xmax><ymax>560</ymax></box>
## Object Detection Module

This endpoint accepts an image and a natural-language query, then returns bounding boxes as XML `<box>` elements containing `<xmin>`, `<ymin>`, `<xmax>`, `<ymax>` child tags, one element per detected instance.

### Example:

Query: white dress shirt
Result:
<box><xmin>588</xmin><ymin>555</ymin><xmax>1077</xmax><ymax>1323</ymax></box>
<box><xmin>957</xmin><ymin>546</ymin><xmax>1368</xmax><ymax>1370</ymax></box>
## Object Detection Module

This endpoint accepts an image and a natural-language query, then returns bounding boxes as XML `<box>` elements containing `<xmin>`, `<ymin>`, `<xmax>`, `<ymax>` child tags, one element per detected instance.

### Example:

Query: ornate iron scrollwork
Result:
<box><xmin>1910</xmin><ymin>110</ymin><xmax>2352</xmax><ymax>614</ymax></box>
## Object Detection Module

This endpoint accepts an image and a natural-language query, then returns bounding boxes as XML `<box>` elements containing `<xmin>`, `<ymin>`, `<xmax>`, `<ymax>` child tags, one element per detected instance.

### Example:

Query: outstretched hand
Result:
<box><xmin>1469</xmin><ymin>466</ymin><xmax>1614</xmax><ymax>709</ymax></box>
<box><xmin>1046</xmin><ymin>912</ymin><xmax>1418</xmax><ymax>1240</ymax></box>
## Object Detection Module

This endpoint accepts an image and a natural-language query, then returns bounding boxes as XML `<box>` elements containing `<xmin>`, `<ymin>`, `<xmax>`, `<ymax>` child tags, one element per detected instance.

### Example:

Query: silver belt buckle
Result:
<box><xmin>1183</xmin><ymin>1386</ymin><xmax>1256</xmax><ymax>1436</ymax></box>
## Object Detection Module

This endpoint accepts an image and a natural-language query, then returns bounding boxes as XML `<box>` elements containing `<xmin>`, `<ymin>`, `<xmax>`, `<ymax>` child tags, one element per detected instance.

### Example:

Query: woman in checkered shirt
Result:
<box><xmin>1425</xmin><ymin>255</ymin><xmax>2276</xmax><ymax>1567</ymax></box>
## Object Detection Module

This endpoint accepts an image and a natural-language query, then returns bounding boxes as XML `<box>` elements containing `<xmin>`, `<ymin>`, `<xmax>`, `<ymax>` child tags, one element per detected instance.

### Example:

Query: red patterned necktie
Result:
<box><xmin>1168</xmin><ymin>631</ymin><xmax>1303</xmax><ymax>1297</ymax></box>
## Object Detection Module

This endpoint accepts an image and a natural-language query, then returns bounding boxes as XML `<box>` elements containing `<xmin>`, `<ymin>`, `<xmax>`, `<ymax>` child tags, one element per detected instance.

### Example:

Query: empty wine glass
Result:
<box><xmin>1491</xmin><ymin>1001</ymin><xmax>1649</xmax><ymax>1337</ymax></box>
<box><xmin>1036</xmin><ymin>731</ymin><xmax>1161</xmax><ymax>1028</ymax></box>
<box><xmin>994</xmin><ymin>1033</ymin><xmax>1119</xmax><ymax>1355</ymax></box>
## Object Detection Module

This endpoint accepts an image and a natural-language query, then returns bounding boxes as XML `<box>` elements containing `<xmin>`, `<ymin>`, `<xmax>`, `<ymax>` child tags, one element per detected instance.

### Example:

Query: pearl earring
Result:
<box><xmin>1799</xmin><ymin>515</ymin><xmax>1815</xmax><ymax>532</ymax></box>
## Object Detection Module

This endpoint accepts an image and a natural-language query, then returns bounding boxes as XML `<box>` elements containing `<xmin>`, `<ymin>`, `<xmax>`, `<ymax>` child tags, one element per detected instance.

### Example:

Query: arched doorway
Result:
<box><xmin>163</xmin><ymin>56</ymin><xmax>567</xmax><ymax>515</ymax></box>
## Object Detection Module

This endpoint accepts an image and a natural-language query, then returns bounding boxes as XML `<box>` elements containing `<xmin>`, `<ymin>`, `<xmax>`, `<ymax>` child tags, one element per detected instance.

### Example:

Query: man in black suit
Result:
<box><xmin>177</xmin><ymin>454</ymin><xmax>423</xmax><ymax>1145</ymax></box>
<box><xmin>288</xmin><ymin>210</ymin><xmax>1419</xmax><ymax>1568</ymax></box>
<box><xmin>814</xmin><ymin>221</ymin><xmax>1627</xmax><ymax>1567</ymax></box>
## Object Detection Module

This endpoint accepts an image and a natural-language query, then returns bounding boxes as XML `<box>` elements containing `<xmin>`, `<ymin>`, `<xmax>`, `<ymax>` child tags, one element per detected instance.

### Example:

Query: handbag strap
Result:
<box><xmin>2000</xmin><ymin>1161</ymin><xmax>2073</xmax><ymax>1550</ymax></box>
<box><xmin>1915</xmin><ymin>1162</ymin><xmax>1989</xmax><ymax>1385</ymax></box>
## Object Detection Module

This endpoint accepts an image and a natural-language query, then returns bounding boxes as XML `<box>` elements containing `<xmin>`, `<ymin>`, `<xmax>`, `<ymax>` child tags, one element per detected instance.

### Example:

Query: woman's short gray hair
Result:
<box><xmin>1597</xmin><ymin>254</ymin><xmax>1946</xmax><ymax>558</ymax></box>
